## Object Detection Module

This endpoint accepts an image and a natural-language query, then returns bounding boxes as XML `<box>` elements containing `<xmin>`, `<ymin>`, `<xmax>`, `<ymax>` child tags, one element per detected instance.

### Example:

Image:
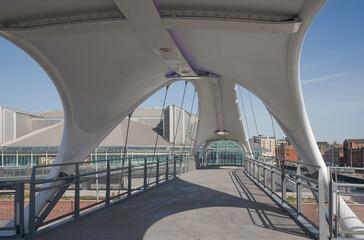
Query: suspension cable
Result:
<box><xmin>249</xmin><ymin>92</ymin><xmax>259</xmax><ymax>136</ymax></box>
<box><xmin>248</xmin><ymin>91</ymin><xmax>262</xmax><ymax>156</ymax></box>
<box><xmin>238</xmin><ymin>86</ymin><xmax>251</xmax><ymax>139</ymax></box>
<box><xmin>171</xmin><ymin>81</ymin><xmax>188</xmax><ymax>156</ymax></box>
<box><xmin>118</xmin><ymin>113</ymin><xmax>132</xmax><ymax>195</ymax></box>
<box><xmin>183</xmin><ymin>89</ymin><xmax>197</xmax><ymax>154</ymax></box>
<box><xmin>147</xmin><ymin>85</ymin><xmax>169</xmax><ymax>184</ymax></box>
<box><xmin>152</xmin><ymin>85</ymin><xmax>170</xmax><ymax>159</ymax></box>
<box><xmin>187</xmin><ymin>102</ymin><xmax>199</xmax><ymax>153</ymax></box>
<box><xmin>270</xmin><ymin>113</ymin><xmax>278</xmax><ymax>160</ymax></box>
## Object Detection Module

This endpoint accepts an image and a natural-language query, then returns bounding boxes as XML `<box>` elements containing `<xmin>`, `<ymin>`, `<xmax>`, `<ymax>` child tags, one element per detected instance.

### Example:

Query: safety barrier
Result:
<box><xmin>0</xmin><ymin>154</ymin><xmax>196</xmax><ymax>238</ymax></box>
<box><xmin>328</xmin><ymin>166</ymin><xmax>364</xmax><ymax>238</ymax></box>
<box><xmin>244</xmin><ymin>157</ymin><xmax>327</xmax><ymax>239</ymax></box>
<box><xmin>0</xmin><ymin>182</ymin><xmax>24</xmax><ymax>238</ymax></box>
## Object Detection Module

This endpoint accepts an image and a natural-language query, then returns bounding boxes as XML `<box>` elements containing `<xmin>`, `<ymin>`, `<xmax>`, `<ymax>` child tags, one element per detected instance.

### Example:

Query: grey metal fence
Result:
<box><xmin>0</xmin><ymin>154</ymin><xmax>196</xmax><ymax>238</ymax></box>
<box><xmin>244</xmin><ymin>157</ymin><xmax>327</xmax><ymax>239</ymax></box>
<box><xmin>0</xmin><ymin>182</ymin><xmax>24</xmax><ymax>238</ymax></box>
<box><xmin>328</xmin><ymin>166</ymin><xmax>364</xmax><ymax>238</ymax></box>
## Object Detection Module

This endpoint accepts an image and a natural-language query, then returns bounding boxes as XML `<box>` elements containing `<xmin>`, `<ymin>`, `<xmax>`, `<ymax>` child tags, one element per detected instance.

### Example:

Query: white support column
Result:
<box><xmin>16</xmin><ymin>151</ymin><xmax>18</xmax><ymax>166</ymax></box>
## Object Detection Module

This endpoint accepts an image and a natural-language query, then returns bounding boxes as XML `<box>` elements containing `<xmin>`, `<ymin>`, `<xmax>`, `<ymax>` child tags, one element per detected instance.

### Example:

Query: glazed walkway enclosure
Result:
<box><xmin>2</xmin><ymin>155</ymin><xmax>364</xmax><ymax>239</ymax></box>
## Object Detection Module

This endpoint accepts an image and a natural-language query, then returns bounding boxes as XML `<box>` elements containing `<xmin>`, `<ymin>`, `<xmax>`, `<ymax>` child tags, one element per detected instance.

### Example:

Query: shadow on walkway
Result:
<box><xmin>34</xmin><ymin>167</ymin><xmax>311</xmax><ymax>240</ymax></box>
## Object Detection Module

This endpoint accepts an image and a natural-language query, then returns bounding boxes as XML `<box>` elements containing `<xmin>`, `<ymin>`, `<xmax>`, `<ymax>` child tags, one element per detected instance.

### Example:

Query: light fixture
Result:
<box><xmin>214</xmin><ymin>129</ymin><xmax>230</xmax><ymax>136</ymax></box>
<box><xmin>160</xmin><ymin>48</ymin><xmax>171</xmax><ymax>52</ymax></box>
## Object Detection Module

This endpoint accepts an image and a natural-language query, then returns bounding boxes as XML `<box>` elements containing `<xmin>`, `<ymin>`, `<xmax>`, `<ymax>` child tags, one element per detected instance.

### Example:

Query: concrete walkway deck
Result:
<box><xmin>33</xmin><ymin>167</ymin><xmax>311</xmax><ymax>240</ymax></box>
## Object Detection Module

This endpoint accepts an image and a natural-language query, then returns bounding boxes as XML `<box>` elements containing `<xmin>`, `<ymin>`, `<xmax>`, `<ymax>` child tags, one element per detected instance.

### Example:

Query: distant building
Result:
<box><xmin>252</xmin><ymin>135</ymin><xmax>266</xmax><ymax>144</ymax></box>
<box><xmin>342</xmin><ymin>139</ymin><xmax>364</xmax><ymax>167</ymax></box>
<box><xmin>0</xmin><ymin>107</ymin><xmax>63</xmax><ymax>144</ymax></box>
<box><xmin>277</xmin><ymin>143</ymin><xmax>300</xmax><ymax>162</ymax></box>
<box><xmin>256</xmin><ymin>136</ymin><xmax>288</xmax><ymax>157</ymax></box>
<box><xmin>317</xmin><ymin>141</ymin><xmax>330</xmax><ymax>155</ymax></box>
<box><xmin>322</xmin><ymin>147</ymin><xmax>343</xmax><ymax>166</ymax></box>
<box><xmin>163</xmin><ymin>105</ymin><xmax>197</xmax><ymax>144</ymax></box>
<box><xmin>0</xmin><ymin>105</ymin><xmax>198</xmax><ymax>166</ymax></box>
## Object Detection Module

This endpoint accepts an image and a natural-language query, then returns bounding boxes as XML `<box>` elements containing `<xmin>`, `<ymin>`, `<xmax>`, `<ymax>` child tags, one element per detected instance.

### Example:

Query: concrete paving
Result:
<box><xmin>33</xmin><ymin>167</ymin><xmax>312</xmax><ymax>240</ymax></box>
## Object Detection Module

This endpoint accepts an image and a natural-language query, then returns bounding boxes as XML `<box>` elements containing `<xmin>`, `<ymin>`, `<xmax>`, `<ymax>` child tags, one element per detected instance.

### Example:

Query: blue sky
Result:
<box><xmin>0</xmin><ymin>0</ymin><xmax>363</xmax><ymax>143</ymax></box>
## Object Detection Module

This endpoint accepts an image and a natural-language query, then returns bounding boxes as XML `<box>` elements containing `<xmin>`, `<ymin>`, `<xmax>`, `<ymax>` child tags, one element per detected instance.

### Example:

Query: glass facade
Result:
<box><xmin>0</xmin><ymin>146</ymin><xmax>183</xmax><ymax>166</ymax></box>
<box><xmin>0</xmin><ymin>142</ymin><xmax>259</xmax><ymax>167</ymax></box>
<box><xmin>199</xmin><ymin>141</ymin><xmax>248</xmax><ymax>166</ymax></box>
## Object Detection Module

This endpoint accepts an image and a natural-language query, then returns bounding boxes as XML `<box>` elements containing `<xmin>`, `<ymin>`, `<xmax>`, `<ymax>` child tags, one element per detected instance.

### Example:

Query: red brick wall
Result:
<box><xmin>301</xmin><ymin>204</ymin><xmax>364</xmax><ymax>226</ymax></box>
<box><xmin>0</xmin><ymin>200</ymin><xmax>97</xmax><ymax>223</ymax></box>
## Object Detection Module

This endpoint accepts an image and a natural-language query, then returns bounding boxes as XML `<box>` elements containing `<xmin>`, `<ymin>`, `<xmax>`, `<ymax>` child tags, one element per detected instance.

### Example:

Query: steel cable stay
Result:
<box><xmin>270</xmin><ymin>113</ymin><xmax>278</xmax><ymax>161</ymax></box>
<box><xmin>147</xmin><ymin>85</ymin><xmax>170</xmax><ymax>185</ymax></box>
<box><xmin>182</xmin><ymin>89</ymin><xmax>197</xmax><ymax>155</ymax></box>
<box><xmin>171</xmin><ymin>81</ymin><xmax>188</xmax><ymax>156</ymax></box>
<box><xmin>118</xmin><ymin>112</ymin><xmax>133</xmax><ymax>196</ymax></box>
<box><xmin>188</xmin><ymin>102</ymin><xmax>199</xmax><ymax>156</ymax></box>
<box><xmin>237</xmin><ymin>85</ymin><xmax>251</xmax><ymax>140</ymax></box>
<box><xmin>248</xmin><ymin>91</ymin><xmax>262</xmax><ymax>156</ymax></box>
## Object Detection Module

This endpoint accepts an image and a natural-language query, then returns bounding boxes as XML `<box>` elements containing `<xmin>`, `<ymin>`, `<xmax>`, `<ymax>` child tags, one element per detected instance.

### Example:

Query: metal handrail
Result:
<box><xmin>0</xmin><ymin>153</ymin><xmax>195</xmax><ymax>238</ymax></box>
<box><xmin>259</xmin><ymin>155</ymin><xmax>322</xmax><ymax>169</ymax></box>
<box><xmin>328</xmin><ymin>166</ymin><xmax>364</xmax><ymax>238</ymax></box>
<box><xmin>244</xmin><ymin>157</ymin><xmax>326</xmax><ymax>239</ymax></box>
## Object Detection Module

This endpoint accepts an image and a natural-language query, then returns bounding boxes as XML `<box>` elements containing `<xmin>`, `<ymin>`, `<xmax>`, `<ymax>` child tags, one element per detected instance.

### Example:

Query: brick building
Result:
<box><xmin>277</xmin><ymin>143</ymin><xmax>300</xmax><ymax>162</ymax></box>
<box><xmin>322</xmin><ymin>147</ymin><xmax>343</xmax><ymax>166</ymax></box>
<box><xmin>317</xmin><ymin>141</ymin><xmax>330</xmax><ymax>155</ymax></box>
<box><xmin>342</xmin><ymin>139</ymin><xmax>364</xmax><ymax>167</ymax></box>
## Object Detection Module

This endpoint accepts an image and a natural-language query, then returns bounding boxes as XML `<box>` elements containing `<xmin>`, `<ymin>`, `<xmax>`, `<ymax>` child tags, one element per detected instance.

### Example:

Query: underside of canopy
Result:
<box><xmin>1</xmin><ymin>0</ymin><xmax>363</xmax><ymax>236</ymax></box>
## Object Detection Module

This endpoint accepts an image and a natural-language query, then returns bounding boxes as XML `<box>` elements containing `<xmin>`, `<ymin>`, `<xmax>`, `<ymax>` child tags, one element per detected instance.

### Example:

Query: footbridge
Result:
<box><xmin>0</xmin><ymin>0</ymin><xmax>364</xmax><ymax>239</ymax></box>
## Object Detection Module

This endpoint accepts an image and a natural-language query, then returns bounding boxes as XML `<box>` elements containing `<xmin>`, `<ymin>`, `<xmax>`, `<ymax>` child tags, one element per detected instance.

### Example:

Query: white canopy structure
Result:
<box><xmin>0</xmin><ymin>0</ymin><xmax>363</xmax><ymax>236</ymax></box>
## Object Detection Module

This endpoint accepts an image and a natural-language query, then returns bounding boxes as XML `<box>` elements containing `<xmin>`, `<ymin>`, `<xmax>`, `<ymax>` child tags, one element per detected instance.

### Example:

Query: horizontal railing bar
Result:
<box><xmin>78</xmin><ymin>201</ymin><xmax>105</xmax><ymax>212</ymax></box>
<box><xmin>0</xmin><ymin>227</ymin><xmax>16</xmax><ymax>230</ymax></box>
<box><xmin>0</xmin><ymin>191</ymin><xmax>16</xmax><ymax>195</ymax></box>
<box><xmin>337</xmin><ymin>183</ymin><xmax>364</xmax><ymax>188</ymax></box>
<box><xmin>258</xmin><ymin>156</ymin><xmax>321</xmax><ymax>169</ymax></box>
<box><xmin>40</xmin><ymin>211</ymin><xmax>75</xmax><ymax>227</ymax></box>
<box><xmin>329</xmin><ymin>166</ymin><xmax>364</xmax><ymax>171</ymax></box>
<box><xmin>337</xmin><ymin>192</ymin><xmax>364</xmax><ymax>197</ymax></box>
<box><xmin>36</xmin><ymin>182</ymin><xmax>73</xmax><ymax>192</ymax></box>
<box><xmin>340</xmin><ymin>230</ymin><xmax>364</xmax><ymax>235</ymax></box>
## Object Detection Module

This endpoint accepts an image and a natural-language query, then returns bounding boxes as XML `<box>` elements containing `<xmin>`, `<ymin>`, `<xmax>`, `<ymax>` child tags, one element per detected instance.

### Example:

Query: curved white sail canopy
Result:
<box><xmin>1</xmin><ymin>0</ymin><xmax>363</xmax><ymax>236</ymax></box>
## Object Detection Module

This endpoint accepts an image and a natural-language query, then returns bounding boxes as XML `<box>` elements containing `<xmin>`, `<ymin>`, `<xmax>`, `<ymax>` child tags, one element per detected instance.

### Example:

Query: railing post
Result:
<box><xmin>271</xmin><ymin>168</ymin><xmax>275</xmax><ymax>193</ymax></box>
<box><xmin>166</xmin><ymin>155</ymin><xmax>169</xmax><ymax>181</ymax></box>
<box><xmin>296</xmin><ymin>163</ymin><xmax>302</xmax><ymax>215</ymax></box>
<box><xmin>106</xmin><ymin>160</ymin><xmax>110</xmax><ymax>205</ymax></box>
<box><xmin>318</xmin><ymin>171</ymin><xmax>327</xmax><ymax>239</ymax></box>
<box><xmin>173</xmin><ymin>155</ymin><xmax>177</xmax><ymax>178</ymax></box>
<box><xmin>156</xmin><ymin>156</ymin><xmax>159</xmax><ymax>185</ymax></box>
<box><xmin>74</xmin><ymin>164</ymin><xmax>80</xmax><ymax>218</ymax></box>
<box><xmin>249</xmin><ymin>160</ymin><xmax>252</xmax><ymax>175</ymax></box>
<box><xmin>128</xmin><ymin>158</ymin><xmax>132</xmax><ymax>196</ymax></box>
<box><xmin>328</xmin><ymin>167</ymin><xmax>333</xmax><ymax>239</ymax></box>
<box><xmin>252</xmin><ymin>162</ymin><xmax>255</xmax><ymax>178</ymax></box>
<box><xmin>282</xmin><ymin>160</ymin><xmax>286</xmax><ymax>201</ymax></box>
<box><xmin>144</xmin><ymin>156</ymin><xmax>147</xmax><ymax>190</ymax></box>
<box><xmin>15</xmin><ymin>182</ymin><xmax>24</xmax><ymax>237</ymax></box>
<box><xmin>28</xmin><ymin>168</ymin><xmax>36</xmax><ymax>235</ymax></box>
<box><xmin>264</xmin><ymin>166</ymin><xmax>268</xmax><ymax>188</ymax></box>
